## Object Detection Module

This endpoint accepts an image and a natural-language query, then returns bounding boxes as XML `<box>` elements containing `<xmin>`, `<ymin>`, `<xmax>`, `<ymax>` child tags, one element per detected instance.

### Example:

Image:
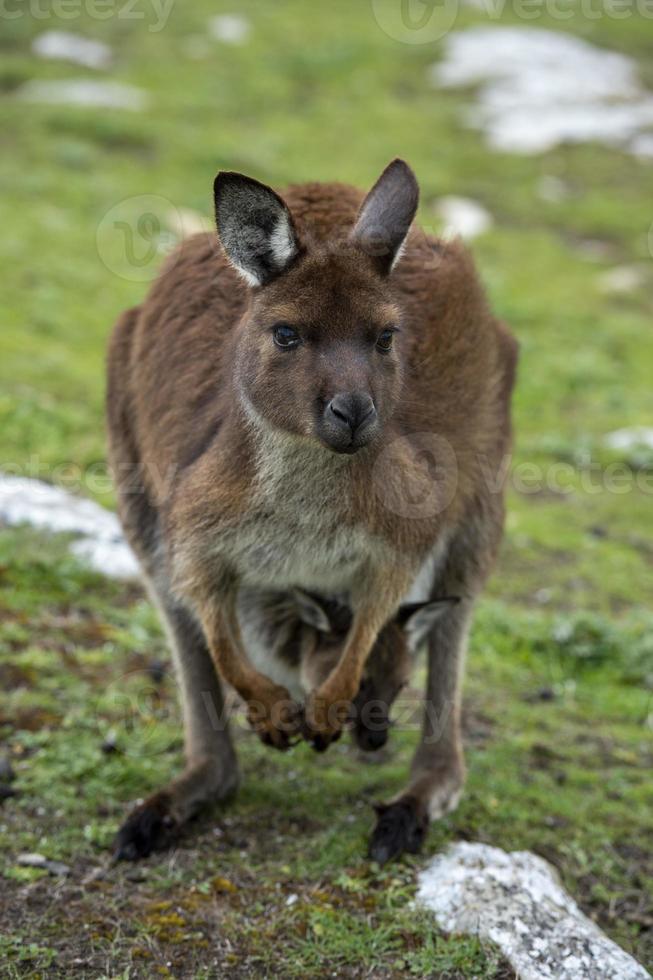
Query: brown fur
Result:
<box><xmin>107</xmin><ymin>161</ymin><xmax>517</xmax><ymax>861</ymax></box>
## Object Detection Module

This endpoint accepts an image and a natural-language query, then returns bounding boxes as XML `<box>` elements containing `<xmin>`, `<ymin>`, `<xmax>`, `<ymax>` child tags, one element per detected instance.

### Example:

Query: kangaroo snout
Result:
<box><xmin>320</xmin><ymin>391</ymin><xmax>378</xmax><ymax>453</ymax></box>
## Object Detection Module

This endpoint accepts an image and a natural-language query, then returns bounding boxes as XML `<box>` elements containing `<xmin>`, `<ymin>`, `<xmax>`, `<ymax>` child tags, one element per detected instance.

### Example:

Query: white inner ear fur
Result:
<box><xmin>292</xmin><ymin>589</ymin><xmax>331</xmax><ymax>633</ymax></box>
<box><xmin>270</xmin><ymin>212</ymin><xmax>297</xmax><ymax>268</ymax></box>
<box><xmin>405</xmin><ymin>602</ymin><xmax>452</xmax><ymax>653</ymax></box>
<box><xmin>232</xmin><ymin>262</ymin><xmax>261</xmax><ymax>288</ymax></box>
<box><xmin>390</xmin><ymin>235</ymin><xmax>409</xmax><ymax>271</ymax></box>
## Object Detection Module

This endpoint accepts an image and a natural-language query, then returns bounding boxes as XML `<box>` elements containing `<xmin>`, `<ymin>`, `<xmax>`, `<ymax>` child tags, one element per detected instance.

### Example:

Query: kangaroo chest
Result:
<box><xmin>218</xmin><ymin>433</ymin><xmax>388</xmax><ymax>593</ymax></box>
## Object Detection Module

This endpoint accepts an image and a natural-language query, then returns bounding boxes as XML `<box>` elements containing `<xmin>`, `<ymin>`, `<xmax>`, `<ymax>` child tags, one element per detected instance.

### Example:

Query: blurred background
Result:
<box><xmin>0</xmin><ymin>3</ymin><xmax>651</xmax><ymax>978</ymax></box>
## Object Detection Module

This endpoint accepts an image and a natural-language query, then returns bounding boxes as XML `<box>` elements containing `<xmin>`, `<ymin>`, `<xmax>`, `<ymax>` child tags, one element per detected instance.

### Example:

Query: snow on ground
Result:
<box><xmin>417</xmin><ymin>842</ymin><xmax>651</xmax><ymax>980</ymax></box>
<box><xmin>435</xmin><ymin>196</ymin><xmax>493</xmax><ymax>239</ymax></box>
<box><xmin>431</xmin><ymin>27</ymin><xmax>653</xmax><ymax>156</ymax></box>
<box><xmin>209</xmin><ymin>15</ymin><xmax>251</xmax><ymax>44</ymax></box>
<box><xmin>31</xmin><ymin>32</ymin><xmax>112</xmax><ymax>70</ymax></box>
<box><xmin>0</xmin><ymin>475</ymin><xmax>138</xmax><ymax>580</ymax></box>
<box><xmin>604</xmin><ymin>427</ymin><xmax>653</xmax><ymax>451</ymax></box>
<box><xmin>18</xmin><ymin>80</ymin><xmax>148</xmax><ymax>111</ymax></box>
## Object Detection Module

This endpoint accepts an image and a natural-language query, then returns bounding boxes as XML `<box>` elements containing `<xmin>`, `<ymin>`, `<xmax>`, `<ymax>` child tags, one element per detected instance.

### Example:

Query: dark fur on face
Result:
<box><xmin>235</xmin><ymin>249</ymin><xmax>403</xmax><ymax>454</ymax></box>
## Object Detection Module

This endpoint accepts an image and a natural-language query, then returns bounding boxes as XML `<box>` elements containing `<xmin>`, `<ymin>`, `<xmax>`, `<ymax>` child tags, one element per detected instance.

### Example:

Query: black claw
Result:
<box><xmin>368</xmin><ymin>799</ymin><xmax>427</xmax><ymax>865</ymax></box>
<box><xmin>310</xmin><ymin>728</ymin><xmax>342</xmax><ymax>752</ymax></box>
<box><xmin>311</xmin><ymin>733</ymin><xmax>329</xmax><ymax>753</ymax></box>
<box><xmin>113</xmin><ymin>794</ymin><xmax>177</xmax><ymax>861</ymax></box>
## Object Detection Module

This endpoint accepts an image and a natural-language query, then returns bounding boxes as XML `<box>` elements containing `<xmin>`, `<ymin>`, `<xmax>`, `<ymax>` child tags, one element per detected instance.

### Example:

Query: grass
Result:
<box><xmin>0</xmin><ymin>1</ymin><xmax>652</xmax><ymax>977</ymax></box>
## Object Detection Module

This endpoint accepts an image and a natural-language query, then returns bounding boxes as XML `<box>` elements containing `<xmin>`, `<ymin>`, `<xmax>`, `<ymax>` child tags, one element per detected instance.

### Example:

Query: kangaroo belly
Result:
<box><xmin>222</xmin><ymin>507</ymin><xmax>376</xmax><ymax>593</ymax></box>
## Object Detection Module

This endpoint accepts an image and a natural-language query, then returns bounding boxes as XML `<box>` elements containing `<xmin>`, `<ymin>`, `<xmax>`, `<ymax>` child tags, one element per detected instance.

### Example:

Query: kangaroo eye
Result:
<box><xmin>376</xmin><ymin>329</ymin><xmax>395</xmax><ymax>352</ymax></box>
<box><xmin>273</xmin><ymin>324</ymin><xmax>301</xmax><ymax>349</ymax></box>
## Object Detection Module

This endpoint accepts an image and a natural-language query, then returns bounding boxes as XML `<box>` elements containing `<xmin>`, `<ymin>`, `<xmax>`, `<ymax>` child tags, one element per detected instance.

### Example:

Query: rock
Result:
<box><xmin>32</xmin><ymin>31</ymin><xmax>112</xmax><ymax>70</ymax></box>
<box><xmin>147</xmin><ymin>660</ymin><xmax>167</xmax><ymax>684</ymax></box>
<box><xmin>100</xmin><ymin>732</ymin><xmax>119</xmax><ymax>755</ymax></box>
<box><xmin>524</xmin><ymin>686</ymin><xmax>556</xmax><ymax>703</ymax></box>
<box><xmin>18</xmin><ymin>80</ymin><xmax>148</xmax><ymax>111</ymax></box>
<box><xmin>435</xmin><ymin>196</ymin><xmax>493</xmax><ymax>240</ymax></box>
<box><xmin>417</xmin><ymin>842</ymin><xmax>651</xmax><ymax>980</ymax></box>
<box><xmin>17</xmin><ymin>852</ymin><xmax>71</xmax><ymax>876</ymax></box>
<box><xmin>431</xmin><ymin>27</ymin><xmax>653</xmax><ymax>157</ymax></box>
<box><xmin>209</xmin><ymin>15</ymin><xmax>251</xmax><ymax>45</ymax></box>
<box><xmin>82</xmin><ymin>866</ymin><xmax>108</xmax><ymax>885</ymax></box>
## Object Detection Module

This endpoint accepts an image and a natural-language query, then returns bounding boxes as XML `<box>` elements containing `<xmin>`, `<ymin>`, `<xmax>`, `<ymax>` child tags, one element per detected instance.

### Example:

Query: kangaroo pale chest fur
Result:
<box><xmin>210</xmin><ymin>420</ymin><xmax>396</xmax><ymax>595</ymax></box>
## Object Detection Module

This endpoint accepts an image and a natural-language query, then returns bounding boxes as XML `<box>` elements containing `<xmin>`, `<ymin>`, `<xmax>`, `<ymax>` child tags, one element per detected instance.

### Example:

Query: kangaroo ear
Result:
<box><xmin>351</xmin><ymin>158</ymin><xmax>419</xmax><ymax>276</ymax></box>
<box><xmin>214</xmin><ymin>171</ymin><xmax>299</xmax><ymax>287</ymax></box>
<box><xmin>398</xmin><ymin>597</ymin><xmax>459</xmax><ymax>653</ymax></box>
<box><xmin>291</xmin><ymin>589</ymin><xmax>332</xmax><ymax>633</ymax></box>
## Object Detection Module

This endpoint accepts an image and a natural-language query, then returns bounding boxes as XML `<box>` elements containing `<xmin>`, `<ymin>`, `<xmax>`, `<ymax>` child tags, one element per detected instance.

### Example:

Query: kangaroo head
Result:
<box><xmin>292</xmin><ymin>590</ymin><xmax>456</xmax><ymax>751</ymax></box>
<box><xmin>214</xmin><ymin>159</ymin><xmax>419</xmax><ymax>454</ymax></box>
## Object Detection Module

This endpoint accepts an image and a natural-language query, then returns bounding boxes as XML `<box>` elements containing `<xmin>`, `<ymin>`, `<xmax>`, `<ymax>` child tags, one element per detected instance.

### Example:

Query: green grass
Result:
<box><xmin>1</xmin><ymin>1</ymin><xmax>652</xmax><ymax>977</ymax></box>
<box><xmin>1</xmin><ymin>528</ymin><xmax>651</xmax><ymax>976</ymax></box>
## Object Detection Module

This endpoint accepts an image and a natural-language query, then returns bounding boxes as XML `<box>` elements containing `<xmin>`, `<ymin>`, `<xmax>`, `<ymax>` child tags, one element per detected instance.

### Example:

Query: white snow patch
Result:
<box><xmin>18</xmin><ymin>80</ymin><xmax>148</xmax><ymax>111</ymax></box>
<box><xmin>631</xmin><ymin>133</ymin><xmax>653</xmax><ymax>159</ymax></box>
<box><xmin>0</xmin><ymin>475</ymin><xmax>138</xmax><ymax>580</ymax></box>
<box><xmin>431</xmin><ymin>27</ymin><xmax>653</xmax><ymax>156</ymax></box>
<box><xmin>209</xmin><ymin>14</ymin><xmax>251</xmax><ymax>45</ymax></box>
<box><xmin>536</xmin><ymin>175</ymin><xmax>570</xmax><ymax>203</ymax></box>
<box><xmin>597</xmin><ymin>265</ymin><xmax>648</xmax><ymax>294</ymax></box>
<box><xmin>604</xmin><ymin>427</ymin><xmax>653</xmax><ymax>452</ymax></box>
<box><xmin>436</xmin><ymin>196</ymin><xmax>492</xmax><ymax>240</ymax></box>
<box><xmin>417</xmin><ymin>842</ymin><xmax>651</xmax><ymax>980</ymax></box>
<box><xmin>32</xmin><ymin>32</ymin><xmax>112</xmax><ymax>70</ymax></box>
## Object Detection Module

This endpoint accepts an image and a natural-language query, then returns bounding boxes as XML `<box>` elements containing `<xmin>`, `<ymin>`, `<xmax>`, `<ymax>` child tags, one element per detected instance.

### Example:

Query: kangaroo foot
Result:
<box><xmin>368</xmin><ymin>797</ymin><xmax>428</xmax><ymax>865</ymax></box>
<box><xmin>113</xmin><ymin>792</ymin><xmax>178</xmax><ymax>861</ymax></box>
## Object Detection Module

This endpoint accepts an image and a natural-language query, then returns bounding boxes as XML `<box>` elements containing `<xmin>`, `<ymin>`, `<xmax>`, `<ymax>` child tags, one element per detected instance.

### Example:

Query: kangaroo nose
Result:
<box><xmin>327</xmin><ymin>393</ymin><xmax>376</xmax><ymax>435</ymax></box>
<box><xmin>319</xmin><ymin>392</ymin><xmax>379</xmax><ymax>454</ymax></box>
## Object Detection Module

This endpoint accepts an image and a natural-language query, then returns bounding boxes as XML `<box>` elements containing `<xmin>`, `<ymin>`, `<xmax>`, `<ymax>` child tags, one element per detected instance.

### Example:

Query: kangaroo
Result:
<box><xmin>107</xmin><ymin>159</ymin><xmax>517</xmax><ymax>862</ymax></box>
<box><xmin>239</xmin><ymin>589</ymin><xmax>456</xmax><ymax>752</ymax></box>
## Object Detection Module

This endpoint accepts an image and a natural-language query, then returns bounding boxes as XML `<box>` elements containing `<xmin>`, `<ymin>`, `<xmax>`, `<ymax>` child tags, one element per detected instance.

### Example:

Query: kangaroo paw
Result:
<box><xmin>248</xmin><ymin>698</ymin><xmax>303</xmax><ymax>750</ymax></box>
<box><xmin>301</xmin><ymin>689</ymin><xmax>350</xmax><ymax>751</ymax></box>
<box><xmin>368</xmin><ymin>798</ymin><xmax>427</xmax><ymax>865</ymax></box>
<box><xmin>113</xmin><ymin>792</ymin><xmax>178</xmax><ymax>861</ymax></box>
